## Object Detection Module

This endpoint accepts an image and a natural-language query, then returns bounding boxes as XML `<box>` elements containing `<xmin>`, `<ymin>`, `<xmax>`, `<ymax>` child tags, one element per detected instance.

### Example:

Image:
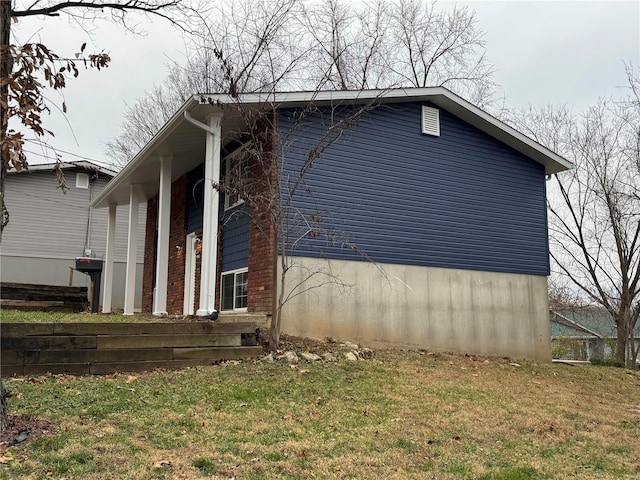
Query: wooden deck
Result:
<box><xmin>1</xmin><ymin>321</ymin><xmax>263</xmax><ymax>375</ymax></box>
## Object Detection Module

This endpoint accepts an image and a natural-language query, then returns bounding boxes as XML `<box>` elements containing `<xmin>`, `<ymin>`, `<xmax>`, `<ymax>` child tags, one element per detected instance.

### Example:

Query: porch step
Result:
<box><xmin>1</xmin><ymin>321</ymin><xmax>263</xmax><ymax>376</ymax></box>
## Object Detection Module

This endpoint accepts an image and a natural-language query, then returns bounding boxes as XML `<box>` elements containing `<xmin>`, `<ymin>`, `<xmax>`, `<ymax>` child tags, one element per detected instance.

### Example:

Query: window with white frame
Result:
<box><xmin>224</xmin><ymin>142</ymin><xmax>252</xmax><ymax>210</ymax></box>
<box><xmin>221</xmin><ymin>268</ymin><xmax>248</xmax><ymax>311</ymax></box>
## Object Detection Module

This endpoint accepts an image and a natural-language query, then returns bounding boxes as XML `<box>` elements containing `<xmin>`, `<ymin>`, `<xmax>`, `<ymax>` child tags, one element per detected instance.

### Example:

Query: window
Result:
<box><xmin>221</xmin><ymin>269</ymin><xmax>248</xmax><ymax>311</ymax></box>
<box><xmin>224</xmin><ymin>142</ymin><xmax>252</xmax><ymax>210</ymax></box>
<box><xmin>76</xmin><ymin>173</ymin><xmax>90</xmax><ymax>189</ymax></box>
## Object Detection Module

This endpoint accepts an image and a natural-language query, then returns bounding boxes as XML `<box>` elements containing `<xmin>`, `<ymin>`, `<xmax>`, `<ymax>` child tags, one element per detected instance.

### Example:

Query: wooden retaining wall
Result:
<box><xmin>1</xmin><ymin>321</ymin><xmax>263</xmax><ymax>375</ymax></box>
<box><xmin>0</xmin><ymin>282</ymin><xmax>88</xmax><ymax>312</ymax></box>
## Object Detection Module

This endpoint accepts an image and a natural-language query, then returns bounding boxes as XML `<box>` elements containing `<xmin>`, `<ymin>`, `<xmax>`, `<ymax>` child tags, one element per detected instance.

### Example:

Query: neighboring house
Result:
<box><xmin>92</xmin><ymin>87</ymin><xmax>572</xmax><ymax>360</ymax></box>
<box><xmin>550</xmin><ymin>309</ymin><xmax>640</xmax><ymax>363</ymax></box>
<box><xmin>1</xmin><ymin>161</ymin><xmax>145</xmax><ymax>310</ymax></box>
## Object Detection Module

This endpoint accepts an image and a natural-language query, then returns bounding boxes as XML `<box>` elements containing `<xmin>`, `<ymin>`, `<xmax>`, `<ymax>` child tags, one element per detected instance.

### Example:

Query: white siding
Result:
<box><xmin>2</xmin><ymin>169</ymin><xmax>145</xmax><ymax>263</ymax></box>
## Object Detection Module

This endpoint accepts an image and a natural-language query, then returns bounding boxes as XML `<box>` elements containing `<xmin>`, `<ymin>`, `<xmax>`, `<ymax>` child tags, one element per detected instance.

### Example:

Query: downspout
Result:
<box><xmin>83</xmin><ymin>177</ymin><xmax>94</xmax><ymax>256</ymax></box>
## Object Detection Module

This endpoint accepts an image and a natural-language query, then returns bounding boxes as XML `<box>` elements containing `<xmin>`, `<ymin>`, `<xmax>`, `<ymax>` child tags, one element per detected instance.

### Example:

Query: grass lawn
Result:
<box><xmin>1</xmin><ymin>345</ymin><xmax>639</xmax><ymax>479</ymax></box>
<box><xmin>1</xmin><ymin>310</ymin><xmax>165</xmax><ymax>323</ymax></box>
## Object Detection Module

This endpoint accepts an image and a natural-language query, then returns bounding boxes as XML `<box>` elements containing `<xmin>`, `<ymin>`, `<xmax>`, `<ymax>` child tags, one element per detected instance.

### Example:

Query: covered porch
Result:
<box><xmin>92</xmin><ymin>98</ymin><xmax>252</xmax><ymax>316</ymax></box>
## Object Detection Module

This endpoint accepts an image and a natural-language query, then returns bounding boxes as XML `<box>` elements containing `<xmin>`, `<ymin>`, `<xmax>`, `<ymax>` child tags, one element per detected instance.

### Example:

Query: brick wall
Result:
<box><xmin>142</xmin><ymin>197</ymin><xmax>157</xmax><ymax>313</ymax></box>
<box><xmin>166</xmin><ymin>176</ymin><xmax>187</xmax><ymax>315</ymax></box>
<box><xmin>247</xmin><ymin>113</ymin><xmax>276</xmax><ymax>314</ymax></box>
<box><xmin>141</xmin><ymin>176</ymin><xmax>188</xmax><ymax>315</ymax></box>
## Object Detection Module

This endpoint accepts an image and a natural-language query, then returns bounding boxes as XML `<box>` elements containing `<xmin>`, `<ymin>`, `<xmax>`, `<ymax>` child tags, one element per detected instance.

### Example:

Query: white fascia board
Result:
<box><xmin>91</xmin><ymin>97</ymin><xmax>202</xmax><ymax>209</ymax></box>
<box><xmin>10</xmin><ymin>161</ymin><xmax>117</xmax><ymax>177</ymax></box>
<box><xmin>428</xmin><ymin>92</ymin><xmax>574</xmax><ymax>174</ymax></box>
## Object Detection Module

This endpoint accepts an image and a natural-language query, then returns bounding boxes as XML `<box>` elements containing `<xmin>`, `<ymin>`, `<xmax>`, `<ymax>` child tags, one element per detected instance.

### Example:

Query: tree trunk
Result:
<box><xmin>0</xmin><ymin>0</ymin><xmax>11</xmax><ymax>432</ymax></box>
<box><xmin>0</xmin><ymin>377</ymin><xmax>8</xmax><ymax>433</ymax></box>
<box><xmin>615</xmin><ymin>314</ymin><xmax>629</xmax><ymax>367</ymax></box>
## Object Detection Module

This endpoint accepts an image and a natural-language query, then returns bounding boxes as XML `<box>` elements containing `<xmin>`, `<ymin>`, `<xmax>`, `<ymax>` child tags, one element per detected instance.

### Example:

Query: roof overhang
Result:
<box><xmin>92</xmin><ymin>87</ymin><xmax>572</xmax><ymax>209</ymax></box>
<box><xmin>10</xmin><ymin>160</ymin><xmax>117</xmax><ymax>177</ymax></box>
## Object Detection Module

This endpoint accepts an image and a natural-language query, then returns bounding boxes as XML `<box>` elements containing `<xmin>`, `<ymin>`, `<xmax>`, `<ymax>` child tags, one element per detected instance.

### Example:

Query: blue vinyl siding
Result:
<box><xmin>186</xmin><ymin>163</ymin><xmax>204</xmax><ymax>233</ymax></box>
<box><xmin>220</xmin><ymin>204</ymin><xmax>249</xmax><ymax>271</ymax></box>
<box><xmin>277</xmin><ymin>102</ymin><xmax>549</xmax><ymax>276</ymax></box>
<box><xmin>185</xmin><ymin>150</ymin><xmax>249</xmax><ymax>272</ymax></box>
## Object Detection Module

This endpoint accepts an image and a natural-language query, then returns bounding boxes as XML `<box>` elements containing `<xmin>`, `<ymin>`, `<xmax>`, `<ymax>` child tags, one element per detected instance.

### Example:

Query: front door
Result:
<box><xmin>183</xmin><ymin>233</ymin><xmax>197</xmax><ymax>315</ymax></box>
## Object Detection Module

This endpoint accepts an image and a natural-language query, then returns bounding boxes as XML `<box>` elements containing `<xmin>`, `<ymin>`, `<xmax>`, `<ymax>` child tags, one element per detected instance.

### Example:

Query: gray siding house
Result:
<box><xmin>1</xmin><ymin>161</ymin><xmax>145</xmax><ymax>310</ymax></box>
<box><xmin>93</xmin><ymin>88</ymin><xmax>572</xmax><ymax>360</ymax></box>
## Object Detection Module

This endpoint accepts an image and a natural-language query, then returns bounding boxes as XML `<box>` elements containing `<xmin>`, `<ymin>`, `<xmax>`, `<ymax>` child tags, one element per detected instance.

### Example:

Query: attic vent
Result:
<box><xmin>421</xmin><ymin>106</ymin><xmax>440</xmax><ymax>136</ymax></box>
<box><xmin>76</xmin><ymin>173</ymin><xmax>89</xmax><ymax>189</ymax></box>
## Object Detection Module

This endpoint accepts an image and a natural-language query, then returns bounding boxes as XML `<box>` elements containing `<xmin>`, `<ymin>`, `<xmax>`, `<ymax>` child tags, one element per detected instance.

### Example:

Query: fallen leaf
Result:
<box><xmin>125</xmin><ymin>375</ymin><xmax>137</xmax><ymax>383</ymax></box>
<box><xmin>153</xmin><ymin>460</ymin><xmax>172</xmax><ymax>468</ymax></box>
<box><xmin>299</xmin><ymin>369</ymin><xmax>310</xmax><ymax>374</ymax></box>
<box><xmin>0</xmin><ymin>452</ymin><xmax>14</xmax><ymax>464</ymax></box>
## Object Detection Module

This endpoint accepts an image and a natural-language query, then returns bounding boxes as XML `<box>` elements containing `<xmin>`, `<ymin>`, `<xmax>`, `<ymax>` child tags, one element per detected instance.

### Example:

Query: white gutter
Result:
<box><xmin>184</xmin><ymin>110</ymin><xmax>217</xmax><ymax>134</ymax></box>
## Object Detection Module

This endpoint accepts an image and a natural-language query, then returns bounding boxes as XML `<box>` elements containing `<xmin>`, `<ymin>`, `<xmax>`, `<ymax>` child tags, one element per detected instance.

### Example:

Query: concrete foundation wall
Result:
<box><xmin>279</xmin><ymin>257</ymin><xmax>551</xmax><ymax>361</ymax></box>
<box><xmin>0</xmin><ymin>255</ymin><xmax>143</xmax><ymax>310</ymax></box>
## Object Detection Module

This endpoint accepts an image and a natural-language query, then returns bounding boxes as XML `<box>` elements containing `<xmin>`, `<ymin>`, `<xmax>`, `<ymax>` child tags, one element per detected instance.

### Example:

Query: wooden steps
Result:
<box><xmin>1</xmin><ymin>321</ymin><xmax>263</xmax><ymax>376</ymax></box>
<box><xmin>0</xmin><ymin>282</ymin><xmax>87</xmax><ymax>312</ymax></box>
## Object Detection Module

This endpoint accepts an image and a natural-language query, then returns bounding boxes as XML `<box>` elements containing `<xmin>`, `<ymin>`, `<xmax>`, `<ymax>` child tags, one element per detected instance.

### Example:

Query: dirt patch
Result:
<box><xmin>0</xmin><ymin>414</ymin><xmax>56</xmax><ymax>455</ymax></box>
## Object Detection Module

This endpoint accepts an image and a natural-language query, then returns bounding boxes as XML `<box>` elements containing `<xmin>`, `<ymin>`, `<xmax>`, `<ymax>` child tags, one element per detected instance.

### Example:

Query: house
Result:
<box><xmin>1</xmin><ymin>161</ymin><xmax>146</xmax><ymax>311</ymax></box>
<box><xmin>550</xmin><ymin>309</ymin><xmax>640</xmax><ymax>363</ymax></box>
<box><xmin>92</xmin><ymin>87</ymin><xmax>572</xmax><ymax>360</ymax></box>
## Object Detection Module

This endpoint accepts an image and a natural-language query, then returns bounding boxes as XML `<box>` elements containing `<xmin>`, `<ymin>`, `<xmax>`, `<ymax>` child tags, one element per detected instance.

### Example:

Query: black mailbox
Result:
<box><xmin>75</xmin><ymin>257</ymin><xmax>103</xmax><ymax>313</ymax></box>
<box><xmin>75</xmin><ymin>257</ymin><xmax>103</xmax><ymax>272</ymax></box>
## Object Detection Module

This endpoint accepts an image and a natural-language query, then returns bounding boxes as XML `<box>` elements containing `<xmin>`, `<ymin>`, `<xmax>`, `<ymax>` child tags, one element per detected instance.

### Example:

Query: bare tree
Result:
<box><xmin>387</xmin><ymin>1</ymin><xmax>495</xmax><ymax>107</ymax></box>
<box><xmin>509</xmin><ymin>68</ymin><xmax>640</xmax><ymax>368</ymax></box>
<box><xmin>105</xmin><ymin>0</ymin><xmax>497</xmax><ymax>167</ymax></box>
<box><xmin>0</xmin><ymin>0</ymin><xmax>190</xmax><ymax>438</ymax></box>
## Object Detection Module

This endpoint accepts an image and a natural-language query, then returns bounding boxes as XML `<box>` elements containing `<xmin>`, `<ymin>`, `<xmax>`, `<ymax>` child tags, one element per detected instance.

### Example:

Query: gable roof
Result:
<box><xmin>550</xmin><ymin>308</ymin><xmax>640</xmax><ymax>338</ymax></box>
<box><xmin>92</xmin><ymin>87</ymin><xmax>572</xmax><ymax>209</ymax></box>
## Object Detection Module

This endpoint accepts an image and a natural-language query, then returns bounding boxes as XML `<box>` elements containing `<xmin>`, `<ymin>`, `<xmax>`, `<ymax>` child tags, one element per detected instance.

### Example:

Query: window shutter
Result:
<box><xmin>421</xmin><ymin>106</ymin><xmax>440</xmax><ymax>136</ymax></box>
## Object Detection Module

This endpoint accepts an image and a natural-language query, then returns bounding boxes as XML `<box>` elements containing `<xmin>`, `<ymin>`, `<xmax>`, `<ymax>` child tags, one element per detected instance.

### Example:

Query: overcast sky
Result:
<box><xmin>11</xmin><ymin>0</ymin><xmax>640</xmax><ymax>168</ymax></box>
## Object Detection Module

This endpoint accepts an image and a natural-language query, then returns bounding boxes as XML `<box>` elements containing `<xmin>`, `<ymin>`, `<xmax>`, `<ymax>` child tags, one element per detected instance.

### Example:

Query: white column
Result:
<box><xmin>153</xmin><ymin>156</ymin><xmax>172</xmax><ymax>316</ymax></box>
<box><xmin>197</xmin><ymin>113</ymin><xmax>223</xmax><ymax>316</ymax></box>
<box><xmin>124</xmin><ymin>185</ymin><xmax>140</xmax><ymax>315</ymax></box>
<box><xmin>101</xmin><ymin>203</ymin><xmax>117</xmax><ymax>313</ymax></box>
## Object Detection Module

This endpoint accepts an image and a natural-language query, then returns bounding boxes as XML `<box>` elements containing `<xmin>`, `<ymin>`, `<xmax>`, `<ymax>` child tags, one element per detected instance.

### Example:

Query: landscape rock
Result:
<box><xmin>341</xmin><ymin>341</ymin><xmax>359</xmax><ymax>350</ymax></box>
<box><xmin>344</xmin><ymin>352</ymin><xmax>358</xmax><ymax>362</ymax></box>
<box><xmin>358</xmin><ymin>348</ymin><xmax>374</xmax><ymax>359</ymax></box>
<box><xmin>259</xmin><ymin>353</ymin><xmax>274</xmax><ymax>363</ymax></box>
<box><xmin>300</xmin><ymin>352</ymin><xmax>321</xmax><ymax>362</ymax></box>
<box><xmin>283</xmin><ymin>351</ymin><xmax>299</xmax><ymax>364</ymax></box>
<box><xmin>322</xmin><ymin>352</ymin><xmax>337</xmax><ymax>362</ymax></box>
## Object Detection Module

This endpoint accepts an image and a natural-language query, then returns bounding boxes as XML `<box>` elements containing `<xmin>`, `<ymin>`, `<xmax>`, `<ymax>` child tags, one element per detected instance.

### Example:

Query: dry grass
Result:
<box><xmin>1</xmin><ymin>349</ymin><xmax>639</xmax><ymax>479</ymax></box>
